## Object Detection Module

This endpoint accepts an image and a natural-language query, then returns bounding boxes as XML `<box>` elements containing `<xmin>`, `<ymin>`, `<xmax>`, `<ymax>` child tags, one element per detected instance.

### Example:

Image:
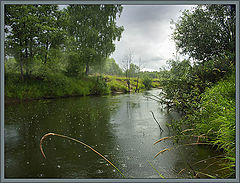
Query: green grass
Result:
<box><xmin>5</xmin><ymin>73</ymin><xmax>161</xmax><ymax>100</ymax></box>
<box><xmin>163</xmin><ymin>71</ymin><xmax>236</xmax><ymax>177</ymax></box>
<box><xmin>175</xmin><ymin>71</ymin><xmax>236</xmax><ymax>176</ymax></box>
<box><xmin>5</xmin><ymin>73</ymin><xmax>100</xmax><ymax>100</ymax></box>
<box><xmin>195</xmin><ymin>71</ymin><xmax>236</xmax><ymax>157</ymax></box>
<box><xmin>107</xmin><ymin>80</ymin><xmax>128</xmax><ymax>93</ymax></box>
<box><xmin>102</xmin><ymin>75</ymin><xmax>160</xmax><ymax>92</ymax></box>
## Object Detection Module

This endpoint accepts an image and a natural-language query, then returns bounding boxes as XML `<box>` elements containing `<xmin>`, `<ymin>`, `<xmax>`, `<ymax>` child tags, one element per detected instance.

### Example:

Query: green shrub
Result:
<box><xmin>142</xmin><ymin>77</ymin><xmax>152</xmax><ymax>90</ymax></box>
<box><xmin>90</xmin><ymin>76</ymin><xmax>110</xmax><ymax>95</ymax></box>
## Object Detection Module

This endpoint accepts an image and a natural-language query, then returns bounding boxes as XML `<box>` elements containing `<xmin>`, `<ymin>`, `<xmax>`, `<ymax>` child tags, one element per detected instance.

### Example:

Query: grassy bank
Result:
<box><xmin>173</xmin><ymin>71</ymin><xmax>236</xmax><ymax>177</ymax></box>
<box><xmin>5</xmin><ymin>73</ymin><xmax>97</xmax><ymax>100</ymax></box>
<box><xmin>5</xmin><ymin>73</ymin><xmax>161</xmax><ymax>101</ymax></box>
<box><xmin>103</xmin><ymin>75</ymin><xmax>160</xmax><ymax>93</ymax></box>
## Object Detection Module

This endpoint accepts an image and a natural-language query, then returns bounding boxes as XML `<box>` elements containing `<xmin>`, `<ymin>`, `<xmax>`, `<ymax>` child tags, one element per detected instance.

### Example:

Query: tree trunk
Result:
<box><xmin>127</xmin><ymin>79</ymin><xmax>130</xmax><ymax>92</ymax></box>
<box><xmin>29</xmin><ymin>37</ymin><xmax>33</xmax><ymax>76</ymax></box>
<box><xmin>19</xmin><ymin>54</ymin><xmax>24</xmax><ymax>80</ymax></box>
<box><xmin>44</xmin><ymin>39</ymin><xmax>49</xmax><ymax>64</ymax></box>
<box><xmin>19</xmin><ymin>39</ymin><xmax>24</xmax><ymax>80</ymax></box>
<box><xmin>85</xmin><ymin>63</ymin><xmax>89</xmax><ymax>76</ymax></box>
<box><xmin>135</xmin><ymin>76</ymin><xmax>139</xmax><ymax>93</ymax></box>
<box><xmin>25</xmin><ymin>46</ymin><xmax>29</xmax><ymax>77</ymax></box>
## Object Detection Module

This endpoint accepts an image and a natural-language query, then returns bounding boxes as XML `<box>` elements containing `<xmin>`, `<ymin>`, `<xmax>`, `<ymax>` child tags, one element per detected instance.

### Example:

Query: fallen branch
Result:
<box><xmin>144</xmin><ymin>96</ymin><xmax>160</xmax><ymax>102</ymax></box>
<box><xmin>149</xmin><ymin>94</ymin><xmax>162</xmax><ymax>100</ymax></box>
<box><xmin>150</xmin><ymin>111</ymin><xmax>164</xmax><ymax>132</ymax></box>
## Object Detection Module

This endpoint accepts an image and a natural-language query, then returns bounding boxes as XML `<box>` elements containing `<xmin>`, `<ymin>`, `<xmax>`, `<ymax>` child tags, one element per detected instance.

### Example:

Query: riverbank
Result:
<box><xmin>165</xmin><ymin>71</ymin><xmax>236</xmax><ymax>178</ymax></box>
<box><xmin>4</xmin><ymin>73</ymin><xmax>161</xmax><ymax>102</ymax></box>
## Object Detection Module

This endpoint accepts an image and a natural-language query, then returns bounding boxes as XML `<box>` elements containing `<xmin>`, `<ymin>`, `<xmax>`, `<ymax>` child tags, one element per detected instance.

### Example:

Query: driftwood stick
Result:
<box><xmin>149</xmin><ymin>94</ymin><xmax>162</xmax><ymax>100</ymax></box>
<box><xmin>150</xmin><ymin>111</ymin><xmax>164</xmax><ymax>131</ymax></box>
<box><xmin>144</xmin><ymin>96</ymin><xmax>160</xmax><ymax>102</ymax></box>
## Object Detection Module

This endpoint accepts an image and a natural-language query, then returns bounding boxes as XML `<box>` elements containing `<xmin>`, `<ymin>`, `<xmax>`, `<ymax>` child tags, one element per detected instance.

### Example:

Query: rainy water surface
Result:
<box><xmin>5</xmin><ymin>89</ymin><xmax>225</xmax><ymax>179</ymax></box>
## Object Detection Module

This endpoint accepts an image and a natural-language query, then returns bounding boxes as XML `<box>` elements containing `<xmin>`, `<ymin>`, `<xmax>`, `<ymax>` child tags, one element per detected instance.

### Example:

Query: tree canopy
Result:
<box><xmin>172</xmin><ymin>4</ymin><xmax>236</xmax><ymax>63</ymax></box>
<box><xmin>66</xmin><ymin>5</ymin><xmax>124</xmax><ymax>75</ymax></box>
<box><xmin>5</xmin><ymin>5</ymin><xmax>66</xmax><ymax>79</ymax></box>
<box><xmin>5</xmin><ymin>4</ymin><xmax>124</xmax><ymax>79</ymax></box>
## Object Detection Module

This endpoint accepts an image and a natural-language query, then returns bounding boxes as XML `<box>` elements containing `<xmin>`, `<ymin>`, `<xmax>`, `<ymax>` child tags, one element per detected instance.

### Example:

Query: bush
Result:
<box><xmin>90</xmin><ymin>76</ymin><xmax>110</xmax><ymax>95</ymax></box>
<box><xmin>142</xmin><ymin>77</ymin><xmax>152</xmax><ymax>90</ymax></box>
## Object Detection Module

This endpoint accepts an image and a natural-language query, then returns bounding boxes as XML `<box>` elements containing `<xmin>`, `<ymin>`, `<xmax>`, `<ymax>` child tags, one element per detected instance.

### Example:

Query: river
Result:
<box><xmin>4</xmin><ymin>89</ymin><xmax>225</xmax><ymax>179</ymax></box>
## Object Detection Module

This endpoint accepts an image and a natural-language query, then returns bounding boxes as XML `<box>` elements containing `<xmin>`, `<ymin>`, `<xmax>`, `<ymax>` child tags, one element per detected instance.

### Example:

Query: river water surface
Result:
<box><xmin>5</xmin><ymin>89</ymin><xmax>225</xmax><ymax>179</ymax></box>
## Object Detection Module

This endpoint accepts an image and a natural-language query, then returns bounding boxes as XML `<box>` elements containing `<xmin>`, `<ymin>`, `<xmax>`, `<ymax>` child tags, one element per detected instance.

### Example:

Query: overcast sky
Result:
<box><xmin>111</xmin><ymin>5</ymin><xmax>194</xmax><ymax>71</ymax></box>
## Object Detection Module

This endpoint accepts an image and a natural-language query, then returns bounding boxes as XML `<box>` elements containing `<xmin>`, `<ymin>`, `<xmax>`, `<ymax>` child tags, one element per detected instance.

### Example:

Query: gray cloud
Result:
<box><xmin>111</xmin><ymin>5</ymin><xmax>194</xmax><ymax>71</ymax></box>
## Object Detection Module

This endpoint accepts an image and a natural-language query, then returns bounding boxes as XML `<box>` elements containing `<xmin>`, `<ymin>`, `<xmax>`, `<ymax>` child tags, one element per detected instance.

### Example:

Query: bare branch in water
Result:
<box><xmin>150</xmin><ymin>111</ymin><xmax>164</xmax><ymax>131</ymax></box>
<box><xmin>144</xmin><ymin>96</ymin><xmax>160</xmax><ymax>102</ymax></box>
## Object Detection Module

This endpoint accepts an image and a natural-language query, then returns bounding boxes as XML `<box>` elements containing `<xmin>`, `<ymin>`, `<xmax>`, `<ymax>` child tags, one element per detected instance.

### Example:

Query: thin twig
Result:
<box><xmin>149</xmin><ymin>94</ymin><xmax>162</xmax><ymax>100</ymax></box>
<box><xmin>144</xmin><ymin>96</ymin><xmax>160</xmax><ymax>102</ymax></box>
<box><xmin>150</xmin><ymin>111</ymin><xmax>164</xmax><ymax>131</ymax></box>
<box><xmin>186</xmin><ymin>162</ymin><xmax>199</xmax><ymax>178</ymax></box>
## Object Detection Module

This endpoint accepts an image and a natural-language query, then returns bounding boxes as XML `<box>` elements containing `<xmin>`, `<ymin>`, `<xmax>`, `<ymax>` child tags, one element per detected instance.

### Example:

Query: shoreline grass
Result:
<box><xmin>5</xmin><ymin>73</ymin><xmax>161</xmax><ymax>102</ymax></box>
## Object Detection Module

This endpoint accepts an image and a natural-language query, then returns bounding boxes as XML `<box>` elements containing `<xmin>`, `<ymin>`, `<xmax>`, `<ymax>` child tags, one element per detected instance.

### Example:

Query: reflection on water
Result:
<box><xmin>5</xmin><ymin>89</ymin><xmax>223</xmax><ymax>178</ymax></box>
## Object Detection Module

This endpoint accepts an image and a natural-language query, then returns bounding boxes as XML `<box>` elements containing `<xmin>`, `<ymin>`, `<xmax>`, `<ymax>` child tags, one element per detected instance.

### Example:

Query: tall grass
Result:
<box><xmin>160</xmin><ymin>71</ymin><xmax>236</xmax><ymax>177</ymax></box>
<box><xmin>193</xmin><ymin>71</ymin><xmax>236</xmax><ymax>157</ymax></box>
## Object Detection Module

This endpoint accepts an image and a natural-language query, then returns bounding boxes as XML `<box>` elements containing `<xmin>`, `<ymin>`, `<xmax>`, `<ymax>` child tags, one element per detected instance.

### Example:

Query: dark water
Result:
<box><xmin>5</xmin><ymin>89</ymin><xmax>226</xmax><ymax>179</ymax></box>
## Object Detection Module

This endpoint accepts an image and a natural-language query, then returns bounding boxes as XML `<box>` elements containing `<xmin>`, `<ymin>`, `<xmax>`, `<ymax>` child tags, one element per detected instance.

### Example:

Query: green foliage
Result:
<box><xmin>66</xmin><ymin>5</ymin><xmax>124</xmax><ymax>75</ymax></box>
<box><xmin>140</xmin><ymin>71</ymin><xmax>159</xmax><ymax>79</ymax></box>
<box><xmin>142</xmin><ymin>77</ymin><xmax>152</xmax><ymax>90</ymax></box>
<box><xmin>194</xmin><ymin>72</ymin><xmax>235</xmax><ymax>156</ymax></box>
<box><xmin>168</xmin><ymin>71</ymin><xmax>236</xmax><ymax>172</ymax></box>
<box><xmin>107</xmin><ymin>80</ymin><xmax>128</xmax><ymax>93</ymax></box>
<box><xmin>90</xmin><ymin>76</ymin><xmax>110</xmax><ymax>95</ymax></box>
<box><xmin>5</xmin><ymin>5</ymin><xmax>65</xmax><ymax>78</ymax></box>
<box><xmin>159</xmin><ymin>59</ymin><xmax>199</xmax><ymax>112</ymax></box>
<box><xmin>151</xmin><ymin>79</ymin><xmax>161</xmax><ymax>88</ymax></box>
<box><xmin>5</xmin><ymin>5</ymin><xmax>124</xmax><ymax>79</ymax></box>
<box><xmin>65</xmin><ymin>51</ymin><xmax>85</xmax><ymax>77</ymax></box>
<box><xmin>159</xmin><ymin>4</ymin><xmax>236</xmax><ymax>177</ymax></box>
<box><xmin>159</xmin><ymin>56</ymin><xmax>234</xmax><ymax>113</ymax></box>
<box><xmin>4</xmin><ymin>57</ymin><xmax>18</xmax><ymax>74</ymax></box>
<box><xmin>126</xmin><ymin>63</ymin><xmax>140</xmax><ymax>78</ymax></box>
<box><xmin>91</xmin><ymin>58</ymin><xmax>123</xmax><ymax>76</ymax></box>
<box><xmin>173</xmin><ymin>5</ymin><xmax>235</xmax><ymax>63</ymax></box>
<box><xmin>5</xmin><ymin>73</ymin><xmax>98</xmax><ymax>99</ymax></box>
